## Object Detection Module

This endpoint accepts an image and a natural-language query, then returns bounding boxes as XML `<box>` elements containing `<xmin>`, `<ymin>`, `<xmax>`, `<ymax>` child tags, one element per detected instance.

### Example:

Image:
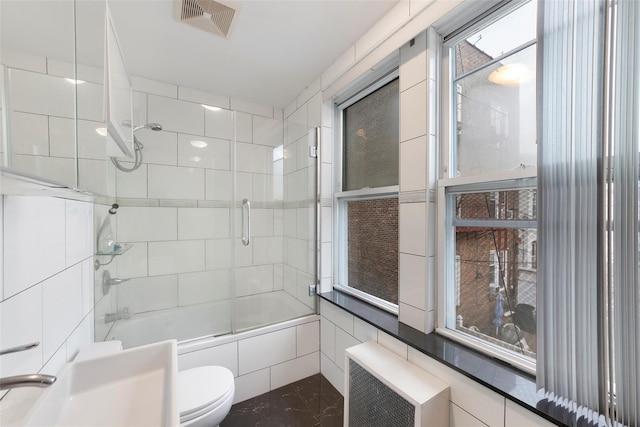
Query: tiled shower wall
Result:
<box><xmin>90</xmin><ymin>75</ymin><xmax>320</xmax><ymax>337</ymax></box>
<box><xmin>96</xmin><ymin>76</ymin><xmax>288</xmax><ymax>330</ymax></box>
<box><xmin>0</xmin><ymin>195</ymin><xmax>94</xmax><ymax>401</ymax></box>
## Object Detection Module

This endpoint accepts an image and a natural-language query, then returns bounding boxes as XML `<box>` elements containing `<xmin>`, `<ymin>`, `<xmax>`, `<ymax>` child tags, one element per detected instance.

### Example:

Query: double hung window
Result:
<box><xmin>438</xmin><ymin>1</ymin><xmax>538</xmax><ymax>371</ymax></box>
<box><xmin>335</xmin><ymin>75</ymin><xmax>400</xmax><ymax>312</ymax></box>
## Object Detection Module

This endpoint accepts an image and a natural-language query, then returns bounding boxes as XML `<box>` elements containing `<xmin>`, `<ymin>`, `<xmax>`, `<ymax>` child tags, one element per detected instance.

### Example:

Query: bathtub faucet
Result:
<box><xmin>0</xmin><ymin>342</ymin><xmax>57</xmax><ymax>390</ymax></box>
<box><xmin>105</xmin><ymin>307</ymin><xmax>131</xmax><ymax>323</ymax></box>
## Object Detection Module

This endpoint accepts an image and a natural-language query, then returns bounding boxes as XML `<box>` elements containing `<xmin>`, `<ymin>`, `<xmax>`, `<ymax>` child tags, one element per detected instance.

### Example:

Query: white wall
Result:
<box><xmin>0</xmin><ymin>195</ymin><xmax>94</xmax><ymax>401</ymax></box>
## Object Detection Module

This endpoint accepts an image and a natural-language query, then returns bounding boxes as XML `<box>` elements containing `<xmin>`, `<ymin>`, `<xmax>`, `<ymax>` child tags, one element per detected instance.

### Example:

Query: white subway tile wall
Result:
<box><xmin>2</xmin><ymin>45</ymin><xmax>331</xmax><ymax>412</ymax></box>
<box><xmin>399</xmin><ymin>135</ymin><xmax>428</xmax><ymax>192</ymax></box>
<box><xmin>178</xmin><ymin>270</ymin><xmax>232</xmax><ymax>306</ymax></box>
<box><xmin>103</xmin><ymin>77</ymin><xmax>316</xmax><ymax>329</ymax></box>
<box><xmin>116</xmin><ymin>275</ymin><xmax>179</xmax><ymax>313</ymax></box>
<box><xmin>4</xmin><ymin>60</ymin><xmax>111</xmax><ymax>193</ymax></box>
<box><xmin>0</xmin><ymin>196</ymin><xmax>94</xmax><ymax>400</ymax></box>
<box><xmin>137</xmin><ymin>129</ymin><xmax>178</xmax><ymax>166</ymax></box>
<box><xmin>270</xmin><ymin>352</ymin><xmax>320</xmax><ymax>390</ymax></box>
<box><xmin>148</xmin><ymin>95</ymin><xmax>204</xmax><ymax>135</ymax></box>
<box><xmin>399</xmin><ymin>252</ymin><xmax>427</xmax><ymax>310</ymax></box>
<box><xmin>176</xmin><ymin>318</ymin><xmax>320</xmax><ymax>404</ymax></box>
<box><xmin>147</xmin><ymin>165</ymin><xmax>205</xmax><ymax>200</ymax></box>
<box><xmin>239</xmin><ymin>327</ymin><xmax>297</xmax><ymax>375</ymax></box>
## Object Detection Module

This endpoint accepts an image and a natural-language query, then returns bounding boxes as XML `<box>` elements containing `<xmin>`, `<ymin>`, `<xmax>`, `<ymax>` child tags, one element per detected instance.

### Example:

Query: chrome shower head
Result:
<box><xmin>133</xmin><ymin>123</ymin><xmax>163</xmax><ymax>133</ymax></box>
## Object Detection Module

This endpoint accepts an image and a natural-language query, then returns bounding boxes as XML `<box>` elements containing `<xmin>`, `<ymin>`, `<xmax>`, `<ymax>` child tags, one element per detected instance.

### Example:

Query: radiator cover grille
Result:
<box><xmin>348</xmin><ymin>359</ymin><xmax>415</xmax><ymax>427</ymax></box>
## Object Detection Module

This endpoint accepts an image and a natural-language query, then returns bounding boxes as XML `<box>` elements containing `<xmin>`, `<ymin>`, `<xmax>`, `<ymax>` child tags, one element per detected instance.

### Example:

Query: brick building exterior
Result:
<box><xmin>347</xmin><ymin>198</ymin><xmax>399</xmax><ymax>304</ymax></box>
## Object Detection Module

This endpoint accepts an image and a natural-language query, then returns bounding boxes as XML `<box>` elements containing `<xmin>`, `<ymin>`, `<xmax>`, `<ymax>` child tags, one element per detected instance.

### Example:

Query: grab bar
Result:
<box><xmin>242</xmin><ymin>198</ymin><xmax>251</xmax><ymax>246</ymax></box>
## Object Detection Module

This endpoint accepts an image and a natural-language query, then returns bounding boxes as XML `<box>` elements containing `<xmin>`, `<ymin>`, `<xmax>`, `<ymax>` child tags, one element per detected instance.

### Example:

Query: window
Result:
<box><xmin>438</xmin><ymin>1</ymin><xmax>537</xmax><ymax>371</ymax></box>
<box><xmin>335</xmin><ymin>76</ymin><xmax>399</xmax><ymax>312</ymax></box>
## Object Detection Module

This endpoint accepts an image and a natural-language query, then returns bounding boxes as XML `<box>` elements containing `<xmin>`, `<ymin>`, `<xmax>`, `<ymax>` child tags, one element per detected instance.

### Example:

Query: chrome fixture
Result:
<box><xmin>111</xmin><ymin>122</ymin><xmax>163</xmax><ymax>172</ymax></box>
<box><xmin>133</xmin><ymin>122</ymin><xmax>162</xmax><ymax>132</ymax></box>
<box><xmin>0</xmin><ymin>374</ymin><xmax>57</xmax><ymax>390</ymax></box>
<box><xmin>102</xmin><ymin>270</ymin><xmax>130</xmax><ymax>295</ymax></box>
<box><xmin>241</xmin><ymin>198</ymin><xmax>251</xmax><ymax>246</ymax></box>
<box><xmin>105</xmin><ymin>307</ymin><xmax>131</xmax><ymax>323</ymax></box>
<box><xmin>0</xmin><ymin>342</ymin><xmax>57</xmax><ymax>390</ymax></box>
<box><xmin>0</xmin><ymin>341</ymin><xmax>39</xmax><ymax>356</ymax></box>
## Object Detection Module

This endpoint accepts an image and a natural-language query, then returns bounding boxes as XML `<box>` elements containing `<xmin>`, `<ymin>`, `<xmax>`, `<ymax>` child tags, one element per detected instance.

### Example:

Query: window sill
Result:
<box><xmin>320</xmin><ymin>290</ymin><xmax>574</xmax><ymax>427</ymax></box>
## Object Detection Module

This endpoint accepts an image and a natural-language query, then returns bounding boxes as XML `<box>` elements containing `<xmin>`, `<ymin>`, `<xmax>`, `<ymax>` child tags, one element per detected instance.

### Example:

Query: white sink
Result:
<box><xmin>19</xmin><ymin>340</ymin><xmax>179</xmax><ymax>426</ymax></box>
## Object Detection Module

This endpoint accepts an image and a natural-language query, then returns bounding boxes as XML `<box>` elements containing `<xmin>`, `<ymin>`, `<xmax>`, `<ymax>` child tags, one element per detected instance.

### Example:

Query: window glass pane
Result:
<box><xmin>454</xmin><ymin>45</ymin><xmax>537</xmax><ymax>176</ymax></box>
<box><xmin>454</xmin><ymin>1</ymin><xmax>536</xmax><ymax>77</ymax></box>
<box><xmin>347</xmin><ymin>198</ymin><xmax>398</xmax><ymax>303</ymax></box>
<box><xmin>452</xmin><ymin>188</ymin><xmax>536</xmax><ymax>360</ymax></box>
<box><xmin>343</xmin><ymin>79</ymin><xmax>399</xmax><ymax>191</ymax></box>
<box><xmin>454</xmin><ymin>189</ymin><xmax>537</xmax><ymax>221</ymax></box>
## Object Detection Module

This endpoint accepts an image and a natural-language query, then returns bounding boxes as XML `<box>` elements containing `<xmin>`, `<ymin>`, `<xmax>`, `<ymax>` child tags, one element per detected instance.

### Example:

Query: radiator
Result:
<box><xmin>345</xmin><ymin>341</ymin><xmax>450</xmax><ymax>427</ymax></box>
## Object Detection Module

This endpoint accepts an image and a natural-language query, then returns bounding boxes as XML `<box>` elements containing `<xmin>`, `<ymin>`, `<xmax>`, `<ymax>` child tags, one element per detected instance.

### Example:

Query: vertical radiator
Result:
<box><xmin>345</xmin><ymin>341</ymin><xmax>450</xmax><ymax>427</ymax></box>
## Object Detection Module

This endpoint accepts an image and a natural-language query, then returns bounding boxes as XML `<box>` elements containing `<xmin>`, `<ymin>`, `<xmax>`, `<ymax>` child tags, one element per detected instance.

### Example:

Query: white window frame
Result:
<box><xmin>334</xmin><ymin>188</ymin><xmax>399</xmax><ymax>313</ymax></box>
<box><xmin>437</xmin><ymin>173</ymin><xmax>536</xmax><ymax>374</ymax></box>
<box><xmin>332</xmin><ymin>71</ymin><xmax>400</xmax><ymax>314</ymax></box>
<box><xmin>435</xmin><ymin>0</ymin><xmax>538</xmax><ymax>374</ymax></box>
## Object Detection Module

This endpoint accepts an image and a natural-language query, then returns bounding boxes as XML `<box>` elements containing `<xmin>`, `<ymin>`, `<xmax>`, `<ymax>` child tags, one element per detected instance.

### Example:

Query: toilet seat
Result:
<box><xmin>180</xmin><ymin>387</ymin><xmax>234</xmax><ymax>422</ymax></box>
<box><xmin>179</xmin><ymin>366</ymin><xmax>235</xmax><ymax>423</ymax></box>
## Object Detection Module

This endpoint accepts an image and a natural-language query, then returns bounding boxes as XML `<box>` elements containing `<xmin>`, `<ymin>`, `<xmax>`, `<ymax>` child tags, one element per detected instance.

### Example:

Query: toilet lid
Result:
<box><xmin>179</xmin><ymin>366</ymin><xmax>234</xmax><ymax>417</ymax></box>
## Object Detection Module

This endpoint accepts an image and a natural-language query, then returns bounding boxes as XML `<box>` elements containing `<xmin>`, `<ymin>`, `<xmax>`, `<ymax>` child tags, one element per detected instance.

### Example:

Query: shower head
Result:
<box><xmin>112</xmin><ymin>122</ymin><xmax>162</xmax><ymax>173</ymax></box>
<box><xmin>133</xmin><ymin>123</ymin><xmax>163</xmax><ymax>133</ymax></box>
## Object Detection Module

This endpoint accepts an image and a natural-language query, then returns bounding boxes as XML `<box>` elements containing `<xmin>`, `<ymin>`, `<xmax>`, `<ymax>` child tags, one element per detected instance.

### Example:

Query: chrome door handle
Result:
<box><xmin>242</xmin><ymin>198</ymin><xmax>251</xmax><ymax>246</ymax></box>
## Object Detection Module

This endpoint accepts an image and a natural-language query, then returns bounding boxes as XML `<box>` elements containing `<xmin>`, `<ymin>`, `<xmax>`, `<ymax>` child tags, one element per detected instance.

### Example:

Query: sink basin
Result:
<box><xmin>19</xmin><ymin>340</ymin><xmax>178</xmax><ymax>426</ymax></box>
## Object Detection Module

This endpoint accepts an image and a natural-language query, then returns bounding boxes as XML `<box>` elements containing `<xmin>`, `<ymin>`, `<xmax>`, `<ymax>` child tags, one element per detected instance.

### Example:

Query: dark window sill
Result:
<box><xmin>320</xmin><ymin>290</ymin><xmax>581</xmax><ymax>427</ymax></box>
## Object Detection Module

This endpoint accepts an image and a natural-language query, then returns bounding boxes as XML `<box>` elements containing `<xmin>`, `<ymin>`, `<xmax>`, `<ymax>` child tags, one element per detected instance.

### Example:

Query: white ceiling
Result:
<box><xmin>1</xmin><ymin>0</ymin><xmax>398</xmax><ymax>109</ymax></box>
<box><xmin>108</xmin><ymin>0</ymin><xmax>400</xmax><ymax>108</ymax></box>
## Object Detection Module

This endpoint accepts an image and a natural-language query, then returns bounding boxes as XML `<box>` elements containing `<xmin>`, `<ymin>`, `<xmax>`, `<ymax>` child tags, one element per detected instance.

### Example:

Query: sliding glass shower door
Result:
<box><xmin>97</xmin><ymin>102</ymin><xmax>318</xmax><ymax>348</ymax></box>
<box><xmin>232</xmin><ymin>115</ymin><xmax>318</xmax><ymax>333</ymax></box>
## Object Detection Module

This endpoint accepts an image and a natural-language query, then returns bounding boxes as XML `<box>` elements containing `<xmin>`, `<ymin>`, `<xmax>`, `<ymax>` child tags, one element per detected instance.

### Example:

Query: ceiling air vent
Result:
<box><xmin>178</xmin><ymin>0</ymin><xmax>239</xmax><ymax>38</ymax></box>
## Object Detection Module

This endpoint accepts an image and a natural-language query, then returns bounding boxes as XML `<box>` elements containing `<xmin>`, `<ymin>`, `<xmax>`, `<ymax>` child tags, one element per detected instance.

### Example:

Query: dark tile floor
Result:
<box><xmin>221</xmin><ymin>374</ymin><xmax>344</xmax><ymax>427</ymax></box>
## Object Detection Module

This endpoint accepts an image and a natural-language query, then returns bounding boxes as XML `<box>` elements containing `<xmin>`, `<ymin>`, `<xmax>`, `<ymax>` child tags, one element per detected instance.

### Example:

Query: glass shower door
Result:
<box><xmin>95</xmin><ymin>104</ymin><xmax>237</xmax><ymax>348</ymax></box>
<box><xmin>232</xmin><ymin>117</ymin><xmax>318</xmax><ymax>333</ymax></box>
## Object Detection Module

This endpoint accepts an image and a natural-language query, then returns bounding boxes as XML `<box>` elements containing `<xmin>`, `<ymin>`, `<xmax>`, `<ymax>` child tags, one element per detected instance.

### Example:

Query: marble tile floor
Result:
<box><xmin>221</xmin><ymin>374</ymin><xmax>344</xmax><ymax>427</ymax></box>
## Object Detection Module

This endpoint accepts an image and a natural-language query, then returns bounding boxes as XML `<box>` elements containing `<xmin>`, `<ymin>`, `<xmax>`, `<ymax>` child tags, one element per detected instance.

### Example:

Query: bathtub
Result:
<box><xmin>105</xmin><ymin>291</ymin><xmax>320</xmax><ymax>403</ymax></box>
<box><xmin>106</xmin><ymin>291</ymin><xmax>315</xmax><ymax>349</ymax></box>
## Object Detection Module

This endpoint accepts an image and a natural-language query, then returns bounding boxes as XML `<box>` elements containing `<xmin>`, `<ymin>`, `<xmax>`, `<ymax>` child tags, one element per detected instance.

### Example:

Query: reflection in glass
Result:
<box><xmin>454</xmin><ymin>45</ymin><xmax>537</xmax><ymax>176</ymax></box>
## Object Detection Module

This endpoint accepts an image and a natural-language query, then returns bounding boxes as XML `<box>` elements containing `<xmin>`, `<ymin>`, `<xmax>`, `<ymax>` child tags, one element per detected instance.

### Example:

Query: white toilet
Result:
<box><xmin>179</xmin><ymin>365</ymin><xmax>235</xmax><ymax>426</ymax></box>
<box><xmin>76</xmin><ymin>341</ymin><xmax>235</xmax><ymax>427</ymax></box>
